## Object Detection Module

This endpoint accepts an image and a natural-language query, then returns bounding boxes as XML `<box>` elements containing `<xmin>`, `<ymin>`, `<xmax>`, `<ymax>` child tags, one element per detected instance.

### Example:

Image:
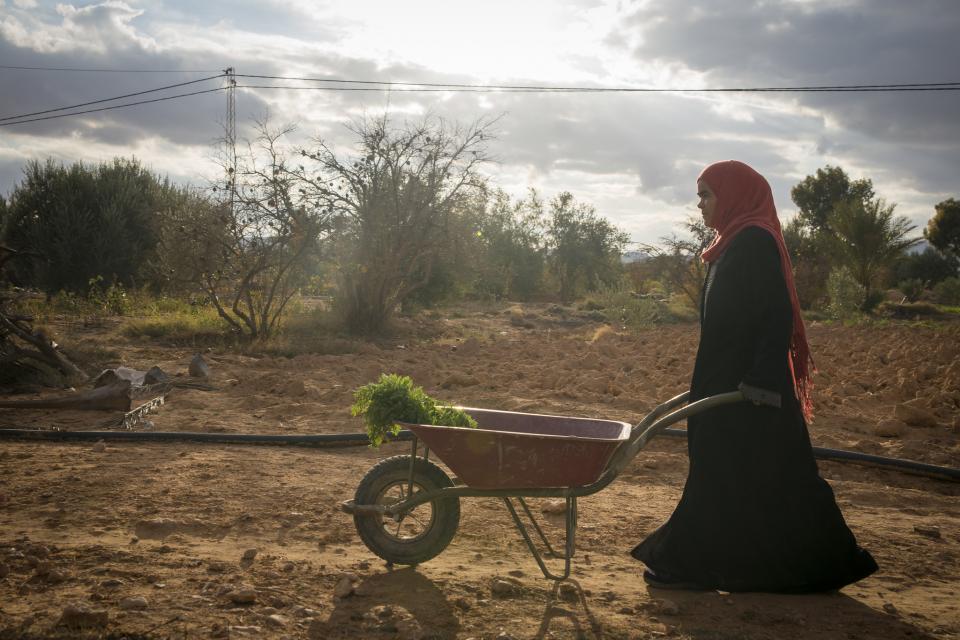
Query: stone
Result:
<box><xmin>541</xmin><ymin>499</ymin><xmax>567</xmax><ymax>514</ymax></box>
<box><xmin>491</xmin><ymin>578</ymin><xmax>518</xmax><ymax>597</ymax></box>
<box><xmin>883</xmin><ymin>602</ymin><xmax>898</xmax><ymax>615</ymax></box>
<box><xmin>228</xmin><ymin>625</ymin><xmax>262</xmax><ymax>636</ymax></box>
<box><xmin>0</xmin><ymin>563</ymin><xmax>8</xmax><ymax>578</ymax></box>
<box><xmin>894</xmin><ymin>401</ymin><xmax>939</xmax><ymax>428</ymax></box>
<box><xmin>333</xmin><ymin>575</ymin><xmax>355</xmax><ymax>598</ymax></box>
<box><xmin>872</xmin><ymin>419</ymin><xmax>907</xmax><ymax>438</ymax></box>
<box><xmin>57</xmin><ymin>603</ymin><xmax>108</xmax><ymax>629</ymax></box>
<box><xmin>91</xmin><ymin>441</ymin><xmax>107</xmax><ymax>453</ymax></box>
<box><xmin>99</xmin><ymin>578</ymin><xmax>125</xmax><ymax>588</ymax></box>
<box><xmin>228</xmin><ymin>588</ymin><xmax>257</xmax><ymax>604</ymax></box>
<box><xmin>144</xmin><ymin>366</ymin><xmax>170</xmax><ymax>385</ymax></box>
<box><xmin>914</xmin><ymin>525</ymin><xmax>941</xmax><ymax>539</ymax></box>
<box><xmin>655</xmin><ymin>598</ymin><xmax>681</xmax><ymax>616</ymax></box>
<box><xmin>119</xmin><ymin>596</ymin><xmax>148</xmax><ymax>610</ymax></box>
<box><xmin>189</xmin><ymin>354</ymin><xmax>211</xmax><ymax>378</ymax></box>
<box><xmin>265</xmin><ymin>614</ymin><xmax>288</xmax><ymax>627</ymax></box>
<box><xmin>241</xmin><ymin>548</ymin><xmax>258</xmax><ymax>562</ymax></box>
<box><xmin>44</xmin><ymin>569</ymin><xmax>67</xmax><ymax>583</ymax></box>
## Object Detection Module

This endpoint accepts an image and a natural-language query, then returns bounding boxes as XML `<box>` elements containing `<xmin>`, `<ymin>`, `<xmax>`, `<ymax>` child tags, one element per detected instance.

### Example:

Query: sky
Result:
<box><xmin>0</xmin><ymin>0</ymin><xmax>957</xmax><ymax>248</ymax></box>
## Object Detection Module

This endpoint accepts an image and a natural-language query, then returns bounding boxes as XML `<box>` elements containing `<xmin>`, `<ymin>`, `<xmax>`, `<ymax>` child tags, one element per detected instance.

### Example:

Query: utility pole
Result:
<box><xmin>224</xmin><ymin>67</ymin><xmax>237</xmax><ymax>211</ymax></box>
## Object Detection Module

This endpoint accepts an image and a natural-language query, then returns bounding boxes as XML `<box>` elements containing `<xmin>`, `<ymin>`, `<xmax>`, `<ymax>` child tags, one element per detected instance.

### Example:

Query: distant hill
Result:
<box><xmin>906</xmin><ymin>238</ymin><xmax>930</xmax><ymax>255</ymax></box>
<box><xmin>621</xmin><ymin>249</ymin><xmax>653</xmax><ymax>264</ymax></box>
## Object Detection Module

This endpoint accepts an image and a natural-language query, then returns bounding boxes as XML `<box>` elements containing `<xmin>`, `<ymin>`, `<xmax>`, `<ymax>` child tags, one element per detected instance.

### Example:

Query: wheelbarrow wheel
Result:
<box><xmin>354</xmin><ymin>455</ymin><xmax>460</xmax><ymax>565</ymax></box>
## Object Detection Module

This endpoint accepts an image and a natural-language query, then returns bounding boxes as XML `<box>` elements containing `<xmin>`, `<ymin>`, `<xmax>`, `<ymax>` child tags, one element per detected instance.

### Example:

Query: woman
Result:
<box><xmin>631</xmin><ymin>160</ymin><xmax>877</xmax><ymax>593</ymax></box>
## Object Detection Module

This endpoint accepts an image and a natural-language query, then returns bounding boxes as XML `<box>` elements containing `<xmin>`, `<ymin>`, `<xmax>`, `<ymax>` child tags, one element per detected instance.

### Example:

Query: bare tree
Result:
<box><xmin>638</xmin><ymin>216</ymin><xmax>714</xmax><ymax>309</ymax></box>
<box><xmin>156</xmin><ymin>120</ymin><xmax>331</xmax><ymax>339</ymax></box>
<box><xmin>295</xmin><ymin>113</ymin><xmax>496</xmax><ymax>333</ymax></box>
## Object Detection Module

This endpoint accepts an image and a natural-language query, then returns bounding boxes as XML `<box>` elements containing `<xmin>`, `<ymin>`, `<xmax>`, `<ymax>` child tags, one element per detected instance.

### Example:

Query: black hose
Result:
<box><xmin>1</xmin><ymin>426</ymin><xmax>957</xmax><ymax>482</ymax></box>
<box><xmin>660</xmin><ymin>427</ymin><xmax>960</xmax><ymax>482</ymax></box>
<box><xmin>0</xmin><ymin>428</ymin><xmax>386</xmax><ymax>447</ymax></box>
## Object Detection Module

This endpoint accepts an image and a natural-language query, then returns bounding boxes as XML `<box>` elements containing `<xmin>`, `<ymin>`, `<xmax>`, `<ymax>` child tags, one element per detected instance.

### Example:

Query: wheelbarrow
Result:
<box><xmin>341</xmin><ymin>390</ymin><xmax>746</xmax><ymax>581</ymax></box>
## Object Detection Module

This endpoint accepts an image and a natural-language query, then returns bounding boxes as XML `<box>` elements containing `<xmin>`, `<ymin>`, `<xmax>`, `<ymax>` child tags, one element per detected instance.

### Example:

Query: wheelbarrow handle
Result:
<box><xmin>605</xmin><ymin>390</ymin><xmax>747</xmax><ymax>477</ymax></box>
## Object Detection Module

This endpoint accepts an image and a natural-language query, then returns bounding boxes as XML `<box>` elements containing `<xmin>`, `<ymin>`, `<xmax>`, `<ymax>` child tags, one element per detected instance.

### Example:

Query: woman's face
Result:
<box><xmin>697</xmin><ymin>179</ymin><xmax>718</xmax><ymax>228</ymax></box>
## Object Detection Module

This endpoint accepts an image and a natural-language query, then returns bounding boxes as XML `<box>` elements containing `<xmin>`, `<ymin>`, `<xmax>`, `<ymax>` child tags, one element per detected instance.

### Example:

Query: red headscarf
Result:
<box><xmin>698</xmin><ymin>160</ymin><xmax>815</xmax><ymax>421</ymax></box>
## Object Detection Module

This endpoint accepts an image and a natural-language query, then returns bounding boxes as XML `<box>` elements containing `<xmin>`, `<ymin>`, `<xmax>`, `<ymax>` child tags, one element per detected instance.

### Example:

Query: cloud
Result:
<box><xmin>0</xmin><ymin>0</ymin><xmax>955</xmax><ymax>244</ymax></box>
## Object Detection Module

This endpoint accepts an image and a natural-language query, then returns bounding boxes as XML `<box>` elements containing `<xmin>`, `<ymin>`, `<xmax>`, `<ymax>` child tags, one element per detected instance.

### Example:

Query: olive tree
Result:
<box><xmin>926</xmin><ymin>198</ymin><xmax>960</xmax><ymax>259</ymax></box>
<box><xmin>545</xmin><ymin>192</ymin><xmax>629</xmax><ymax>304</ymax></box>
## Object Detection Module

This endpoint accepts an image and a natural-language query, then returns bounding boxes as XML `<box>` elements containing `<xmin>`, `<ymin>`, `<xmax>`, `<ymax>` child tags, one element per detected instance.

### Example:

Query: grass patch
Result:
<box><xmin>122</xmin><ymin>307</ymin><xmax>230</xmax><ymax>345</ymax></box>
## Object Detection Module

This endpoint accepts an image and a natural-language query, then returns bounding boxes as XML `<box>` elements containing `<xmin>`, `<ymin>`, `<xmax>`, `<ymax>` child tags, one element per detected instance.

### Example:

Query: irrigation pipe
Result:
<box><xmin>0</xmin><ymin>426</ymin><xmax>957</xmax><ymax>482</ymax></box>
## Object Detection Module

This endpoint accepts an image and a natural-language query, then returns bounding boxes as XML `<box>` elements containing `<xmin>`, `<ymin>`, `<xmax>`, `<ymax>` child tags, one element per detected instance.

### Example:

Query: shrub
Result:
<box><xmin>933</xmin><ymin>277</ymin><xmax>960</xmax><ymax>305</ymax></box>
<box><xmin>593</xmin><ymin>282</ymin><xmax>672</xmax><ymax>331</ymax></box>
<box><xmin>826</xmin><ymin>267</ymin><xmax>864</xmax><ymax>319</ymax></box>
<box><xmin>897</xmin><ymin>278</ymin><xmax>925</xmax><ymax>303</ymax></box>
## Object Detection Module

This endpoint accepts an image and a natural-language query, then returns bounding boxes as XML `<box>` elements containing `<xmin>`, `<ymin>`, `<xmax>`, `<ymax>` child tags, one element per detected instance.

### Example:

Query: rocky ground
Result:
<box><xmin>0</xmin><ymin>302</ymin><xmax>958</xmax><ymax>639</ymax></box>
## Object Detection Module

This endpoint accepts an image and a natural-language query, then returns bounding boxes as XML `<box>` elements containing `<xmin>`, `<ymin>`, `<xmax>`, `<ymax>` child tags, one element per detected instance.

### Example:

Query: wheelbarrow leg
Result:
<box><xmin>503</xmin><ymin>496</ymin><xmax>577</xmax><ymax>581</ymax></box>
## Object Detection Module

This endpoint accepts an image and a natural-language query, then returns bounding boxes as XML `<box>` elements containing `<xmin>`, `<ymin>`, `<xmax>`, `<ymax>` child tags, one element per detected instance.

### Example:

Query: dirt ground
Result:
<box><xmin>1</xmin><ymin>302</ymin><xmax>958</xmax><ymax>640</ymax></box>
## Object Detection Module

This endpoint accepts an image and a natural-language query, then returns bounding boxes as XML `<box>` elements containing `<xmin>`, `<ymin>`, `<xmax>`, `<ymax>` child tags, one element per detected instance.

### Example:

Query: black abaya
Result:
<box><xmin>631</xmin><ymin>226</ymin><xmax>877</xmax><ymax>593</ymax></box>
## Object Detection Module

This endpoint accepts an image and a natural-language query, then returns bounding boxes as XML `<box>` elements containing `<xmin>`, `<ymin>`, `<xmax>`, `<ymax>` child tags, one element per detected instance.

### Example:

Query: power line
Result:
<box><xmin>0</xmin><ymin>73</ymin><xmax>226</xmax><ymax>123</ymax></box>
<box><xmin>0</xmin><ymin>87</ymin><xmax>227</xmax><ymax>127</ymax></box>
<box><xmin>0</xmin><ymin>64</ymin><xmax>223</xmax><ymax>73</ymax></box>
<box><xmin>235</xmin><ymin>74</ymin><xmax>960</xmax><ymax>92</ymax></box>
<box><xmin>236</xmin><ymin>83</ymin><xmax>960</xmax><ymax>93</ymax></box>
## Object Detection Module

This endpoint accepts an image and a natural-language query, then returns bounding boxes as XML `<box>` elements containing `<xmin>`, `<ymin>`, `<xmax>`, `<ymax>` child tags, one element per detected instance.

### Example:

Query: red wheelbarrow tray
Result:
<box><xmin>398</xmin><ymin>407</ymin><xmax>631</xmax><ymax>490</ymax></box>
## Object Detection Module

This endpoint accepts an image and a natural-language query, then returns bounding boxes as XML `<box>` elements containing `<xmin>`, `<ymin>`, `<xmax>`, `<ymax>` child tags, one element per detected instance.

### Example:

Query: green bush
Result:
<box><xmin>897</xmin><ymin>278</ymin><xmax>925</xmax><ymax>302</ymax></box>
<box><xmin>826</xmin><ymin>267</ymin><xmax>864</xmax><ymax>319</ymax></box>
<box><xmin>933</xmin><ymin>277</ymin><xmax>960</xmax><ymax>305</ymax></box>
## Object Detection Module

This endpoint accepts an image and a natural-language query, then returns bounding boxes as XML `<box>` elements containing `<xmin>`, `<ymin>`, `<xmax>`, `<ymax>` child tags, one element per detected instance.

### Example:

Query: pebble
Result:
<box><xmin>119</xmin><ymin>596</ymin><xmax>148</xmax><ymax>610</ymax></box>
<box><xmin>883</xmin><ymin>602</ymin><xmax>898</xmax><ymax>615</ymax></box>
<box><xmin>541</xmin><ymin>499</ymin><xmax>567</xmax><ymax>514</ymax></box>
<box><xmin>241</xmin><ymin>548</ymin><xmax>258</xmax><ymax>562</ymax></box>
<box><xmin>228</xmin><ymin>588</ymin><xmax>257</xmax><ymax>604</ymax></box>
<box><xmin>228</xmin><ymin>625</ymin><xmax>262</xmax><ymax>636</ymax></box>
<box><xmin>872</xmin><ymin>419</ymin><xmax>906</xmax><ymax>438</ymax></box>
<box><xmin>44</xmin><ymin>569</ymin><xmax>67</xmax><ymax>583</ymax></box>
<box><xmin>265</xmin><ymin>614</ymin><xmax>288</xmax><ymax>627</ymax></box>
<box><xmin>57</xmin><ymin>603</ymin><xmax>108</xmax><ymax>629</ymax></box>
<box><xmin>491</xmin><ymin>578</ymin><xmax>518</xmax><ymax>597</ymax></box>
<box><xmin>894</xmin><ymin>402</ymin><xmax>939</xmax><ymax>428</ymax></box>
<box><xmin>92</xmin><ymin>441</ymin><xmax>107</xmax><ymax>453</ymax></box>
<box><xmin>914</xmin><ymin>525</ymin><xmax>941</xmax><ymax>539</ymax></box>
<box><xmin>333</xmin><ymin>575</ymin><xmax>355</xmax><ymax>598</ymax></box>
<box><xmin>99</xmin><ymin>578</ymin><xmax>125</xmax><ymax>588</ymax></box>
<box><xmin>655</xmin><ymin>598</ymin><xmax>681</xmax><ymax>616</ymax></box>
<box><xmin>189</xmin><ymin>354</ymin><xmax>211</xmax><ymax>378</ymax></box>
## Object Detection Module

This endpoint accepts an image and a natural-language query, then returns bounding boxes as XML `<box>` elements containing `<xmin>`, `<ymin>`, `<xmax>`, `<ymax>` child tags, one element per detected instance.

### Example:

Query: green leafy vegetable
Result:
<box><xmin>351</xmin><ymin>373</ymin><xmax>477</xmax><ymax>447</ymax></box>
